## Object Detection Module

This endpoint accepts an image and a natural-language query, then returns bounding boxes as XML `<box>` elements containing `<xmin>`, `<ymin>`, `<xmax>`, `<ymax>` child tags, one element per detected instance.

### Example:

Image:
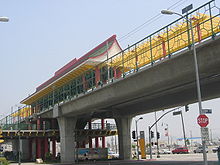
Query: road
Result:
<box><xmin>10</xmin><ymin>153</ymin><xmax>219</xmax><ymax>165</ymax></box>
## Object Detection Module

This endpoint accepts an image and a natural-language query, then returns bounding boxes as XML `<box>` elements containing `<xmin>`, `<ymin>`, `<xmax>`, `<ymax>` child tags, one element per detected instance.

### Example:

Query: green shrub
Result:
<box><xmin>45</xmin><ymin>152</ymin><xmax>52</xmax><ymax>161</ymax></box>
<box><xmin>0</xmin><ymin>157</ymin><xmax>9</xmax><ymax>165</ymax></box>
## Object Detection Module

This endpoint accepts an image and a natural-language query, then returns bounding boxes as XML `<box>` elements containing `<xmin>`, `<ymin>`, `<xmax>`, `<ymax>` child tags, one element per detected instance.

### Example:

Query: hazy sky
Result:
<box><xmin>0</xmin><ymin>0</ymin><xmax>219</xmax><ymax>143</ymax></box>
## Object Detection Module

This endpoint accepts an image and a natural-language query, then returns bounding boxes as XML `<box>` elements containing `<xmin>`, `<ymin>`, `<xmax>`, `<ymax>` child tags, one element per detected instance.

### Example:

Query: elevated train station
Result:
<box><xmin>0</xmin><ymin>1</ymin><xmax>220</xmax><ymax>162</ymax></box>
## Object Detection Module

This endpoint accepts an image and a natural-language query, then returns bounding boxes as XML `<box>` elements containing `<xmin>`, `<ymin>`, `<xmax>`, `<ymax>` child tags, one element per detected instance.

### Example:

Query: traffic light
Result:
<box><xmin>132</xmin><ymin>131</ymin><xmax>136</xmax><ymax>139</ymax></box>
<box><xmin>150</xmin><ymin>131</ymin><xmax>154</xmax><ymax>138</ymax></box>
<box><xmin>0</xmin><ymin>129</ymin><xmax>4</xmax><ymax>143</ymax></box>
<box><xmin>185</xmin><ymin>105</ymin><xmax>189</xmax><ymax>112</ymax></box>
<box><xmin>157</xmin><ymin>132</ymin><xmax>160</xmax><ymax>139</ymax></box>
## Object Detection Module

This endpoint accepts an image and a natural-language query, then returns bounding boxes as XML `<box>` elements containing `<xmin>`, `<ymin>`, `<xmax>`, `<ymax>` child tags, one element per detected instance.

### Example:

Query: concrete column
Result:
<box><xmin>20</xmin><ymin>139</ymin><xmax>29</xmax><ymax>160</ymax></box>
<box><xmin>57</xmin><ymin>117</ymin><xmax>77</xmax><ymax>163</ymax></box>
<box><xmin>114</xmin><ymin>116</ymin><xmax>132</xmax><ymax>160</ymax></box>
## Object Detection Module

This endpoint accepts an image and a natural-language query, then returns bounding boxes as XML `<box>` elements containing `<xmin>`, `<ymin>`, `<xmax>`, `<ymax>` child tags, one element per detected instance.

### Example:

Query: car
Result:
<box><xmin>146</xmin><ymin>149</ymin><xmax>156</xmax><ymax>155</ymax></box>
<box><xmin>194</xmin><ymin>146</ymin><xmax>208</xmax><ymax>153</ymax></box>
<box><xmin>172</xmin><ymin>147</ymin><xmax>189</xmax><ymax>154</ymax></box>
<box><xmin>108</xmin><ymin>151</ymin><xmax>119</xmax><ymax>159</ymax></box>
<box><xmin>212</xmin><ymin>146</ymin><xmax>219</xmax><ymax>153</ymax></box>
<box><xmin>159</xmin><ymin>149</ymin><xmax>172</xmax><ymax>154</ymax></box>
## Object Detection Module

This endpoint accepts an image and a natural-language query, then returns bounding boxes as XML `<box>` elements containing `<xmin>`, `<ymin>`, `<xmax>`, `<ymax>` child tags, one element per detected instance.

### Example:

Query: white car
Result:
<box><xmin>159</xmin><ymin>149</ymin><xmax>172</xmax><ymax>154</ymax></box>
<box><xmin>194</xmin><ymin>146</ymin><xmax>208</xmax><ymax>153</ymax></box>
<box><xmin>108</xmin><ymin>151</ymin><xmax>119</xmax><ymax>159</ymax></box>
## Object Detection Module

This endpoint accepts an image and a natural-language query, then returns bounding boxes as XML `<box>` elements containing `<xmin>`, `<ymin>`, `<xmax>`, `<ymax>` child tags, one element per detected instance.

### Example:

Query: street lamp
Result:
<box><xmin>135</xmin><ymin>117</ymin><xmax>143</xmax><ymax>160</ymax></box>
<box><xmin>0</xmin><ymin>17</ymin><xmax>9</xmax><ymax>22</ymax></box>
<box><xmin>161</xmin><ymin>9</ymin><xmax>207</xmax><ymax>165</ymax></box>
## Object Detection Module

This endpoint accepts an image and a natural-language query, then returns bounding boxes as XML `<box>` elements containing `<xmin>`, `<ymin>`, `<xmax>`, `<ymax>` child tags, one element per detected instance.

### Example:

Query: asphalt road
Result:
<box><xmin>10</xmin><ymin>153</ymin><xmax>219</xmax><ymax>165</ymax></box>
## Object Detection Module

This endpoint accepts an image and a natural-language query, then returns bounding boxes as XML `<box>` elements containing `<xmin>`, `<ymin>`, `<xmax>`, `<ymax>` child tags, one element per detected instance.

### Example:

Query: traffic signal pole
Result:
<box><xmin>148</xmin><ymin>107</ymin><xmax>181</xmax><ymax>159</ymax></box>
<box><xmin>148</xmin><ymin>126</ymin><xmax>153</xmax><ymax>159</ymax></box>
<box><xmin>154</xmin><ymin>112</ymin><xmax>160</xmax><ymax>158</ymax></box>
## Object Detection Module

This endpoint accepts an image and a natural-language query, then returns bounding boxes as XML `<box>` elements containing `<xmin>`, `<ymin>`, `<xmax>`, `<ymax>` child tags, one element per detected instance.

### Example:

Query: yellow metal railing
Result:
<box><xmin>110</xmin><ymin>13</ymin><xmax>220</xmax><ymax>71</ymax></box>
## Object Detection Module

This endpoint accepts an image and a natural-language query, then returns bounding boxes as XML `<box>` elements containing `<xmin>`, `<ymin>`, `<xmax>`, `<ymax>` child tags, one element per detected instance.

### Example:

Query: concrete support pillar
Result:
<box><xmin>57</xmin><ymin>117</ymin><xmax>77</xmax><ymax>163</ymax></box>
<box><xmin>114</xmin><ymin>115</ymin><xmax>132</xmax><ymax>160</ymax></box>
<box><xmin>20</xmin><ymin>139</ymin><xmax>30</xmax><ymax>160</ymax></box>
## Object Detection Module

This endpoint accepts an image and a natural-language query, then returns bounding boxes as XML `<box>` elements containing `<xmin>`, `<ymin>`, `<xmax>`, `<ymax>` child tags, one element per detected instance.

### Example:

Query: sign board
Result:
<box><xmin>173</xmin><ymin>111</ymin><xmax>181</xmax><ymax>116</ymax></box>
<box><xmin>140</xmin><ymin>131</ymin><xmax>145</xmax><ymax>139</ymax></box>
<box><xmin>182</xmin><ymin>4</ymin><xmax>193</xmax><ymax>14</ymax></box>
<box><xmin>201</xmin><ymin>127</ymin><xmax>209</xmax><ymax>141</ymax></box>
<box><xmin>197</xmin><ymin>114</ymin><xmax>209</xmax><ymax>127</ymax></box>
<box><xmin>201</xmin><ymin>109</ymin><xmax>212</xmax><ymax>114</ymax></box>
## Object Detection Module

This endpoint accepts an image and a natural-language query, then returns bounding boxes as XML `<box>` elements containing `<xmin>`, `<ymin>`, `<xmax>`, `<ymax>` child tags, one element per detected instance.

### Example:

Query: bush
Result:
<box><xmin>0</xmin><ymin>157</ymin><xmax>9</xmax><ymax>165</ymax></box>
<box><xmin>45</xmin><ymin>152</ymin><xmax>52</xmax><ymax>161</ymax></box>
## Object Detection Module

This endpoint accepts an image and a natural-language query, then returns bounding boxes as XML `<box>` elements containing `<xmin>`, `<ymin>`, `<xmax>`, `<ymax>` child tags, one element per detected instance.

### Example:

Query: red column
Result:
<box><xmin>192</xmin><ymin>17</ymin><xmax>202</xmax><ymax>43</ymax></box>
<box><xmin>82</xmin><ymin>141</ymin><xmax>86</xmax><ymax>148</ymax></box>
<box><xmin>95</xmin><ymin>66</ymin><xmax>100</xmax><ymax>87</ymax></box>
<box><xmin>36</xmin><ymin>138</ymin><xmax>41</xmax><ymax>158</ymax></box>
<box><xmin>101</xmin><ymin>119</ymin><xmax>105</xmax><ymax>148</ymax></box>
<box><xmin>44</xmin><ymin>138</ymin><xmax>48</xmax><ymax>160</ymax></box>
<box><xmin>37</xmin><ymin>118</ymin><xmax>41</xmax><ymax>130</ymax></box>
<box><xmin>88</xmin><ymin>121</ymin><xmax>92</xmax><ymax>148</ymax></box>
<box><xmin>114</xmin><ymin>67</ymin><xmax>122</xmax><ymax>79</ymax></box>
<box><xmin>82</xmin><ymin>75</ymin><xmax>87</xmax><ymax>91</ymax></box>
<box><xmin>52</xmin><ymin>138</ymin><xmax>56</xmax><ymax>159</ymax></box>
<box><xmin>29</xmin><ymin>139</ymin><xmax>32</xmax><ymax>160</ymax></box>
<box><xmin>158</xmin><ymin>35</ymin><xmax>166</xmax><ymax>58</ymax></box>
<box><xmin>95</xmin><ymin>137</ymin><xmax>99</xmax><ymax>148</ymax></box>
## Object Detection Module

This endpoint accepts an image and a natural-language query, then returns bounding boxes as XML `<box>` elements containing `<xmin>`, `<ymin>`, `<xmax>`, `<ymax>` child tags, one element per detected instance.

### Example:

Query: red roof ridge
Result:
<box><xmin>35</xmin><ymin>35</ymin><xmax>117</xmax><ymax>92</ymax></box>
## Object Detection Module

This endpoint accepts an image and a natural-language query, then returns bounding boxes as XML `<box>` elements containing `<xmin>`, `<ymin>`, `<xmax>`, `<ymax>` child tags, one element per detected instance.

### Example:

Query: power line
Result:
<box><xmin>118</xmin><ymin>0</ymin><xmax>188</xmax><ymax>42</ymax></box>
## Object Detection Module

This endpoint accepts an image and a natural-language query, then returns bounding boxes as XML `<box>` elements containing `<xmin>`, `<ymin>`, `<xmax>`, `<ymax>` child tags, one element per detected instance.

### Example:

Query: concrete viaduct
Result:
<box><xmin>38</xmin><ymin>36</ymin><xmax>220</xmax><ymax>162</ymax></box>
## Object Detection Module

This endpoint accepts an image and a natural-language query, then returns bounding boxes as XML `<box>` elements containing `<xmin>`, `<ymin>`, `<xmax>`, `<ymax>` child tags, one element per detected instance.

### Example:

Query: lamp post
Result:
<box><xmin>0</xmin><ymin>17</ymin><xmax>9</xmax><ymax>22</ymax></box>
<box><xmin>135</xmin><ymin>117</ymin><xmax>143</xmax><ymax>160</ymax></box>
<box><xmin>17</xmin><ymin>107</ymin><xmax>21</xmax><ymax>165</ymax></box>
<box><xmin>161</xmin><ymin>9</ymin><xmax>207</xmax><ymax>165</ymax></box>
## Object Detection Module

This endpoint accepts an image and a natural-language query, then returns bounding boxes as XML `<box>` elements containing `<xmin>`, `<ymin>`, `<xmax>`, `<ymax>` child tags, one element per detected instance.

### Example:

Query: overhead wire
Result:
<box><xmin>118</xmin><ymin>0</ymin><xmax>189</xmax><ymax>42</ymax></box>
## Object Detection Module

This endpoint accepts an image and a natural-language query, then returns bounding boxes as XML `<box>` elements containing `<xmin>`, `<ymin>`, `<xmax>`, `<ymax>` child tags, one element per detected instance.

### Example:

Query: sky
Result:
<box><xmin>0</xmin><ymin>0</ymin><xmax>219</xmax><ymax>144</ymax></box>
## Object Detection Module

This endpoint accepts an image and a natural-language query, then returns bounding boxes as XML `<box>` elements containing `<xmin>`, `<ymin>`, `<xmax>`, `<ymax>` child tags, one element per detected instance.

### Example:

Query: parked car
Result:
<box><xmin>159</xmin><ymin>149</ymin><xmax>172</xmax><ymax>154</ymax></box>
<box><xmin>146</xmin><ymin>149</ymin><xmax>156</xmax><ymax>155</ymax></box>
<box><xmin>172</xmin><ymin>147</ymin><xmax>189</xmax><ymax>154</ymax></box>
<box><xmin>193</xmin><ymin>146</ymin><xmax>208</xmax><ymax>153</ymax></box>
<box><xmin>108</xmin><ymin>151</ymin><xmax>119</xmax><ymax>159</ymax></box>
<box><xmin>212</xmin><ymin>146</ymin><xmax>219</xmax><ymax>153</ymax></box>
